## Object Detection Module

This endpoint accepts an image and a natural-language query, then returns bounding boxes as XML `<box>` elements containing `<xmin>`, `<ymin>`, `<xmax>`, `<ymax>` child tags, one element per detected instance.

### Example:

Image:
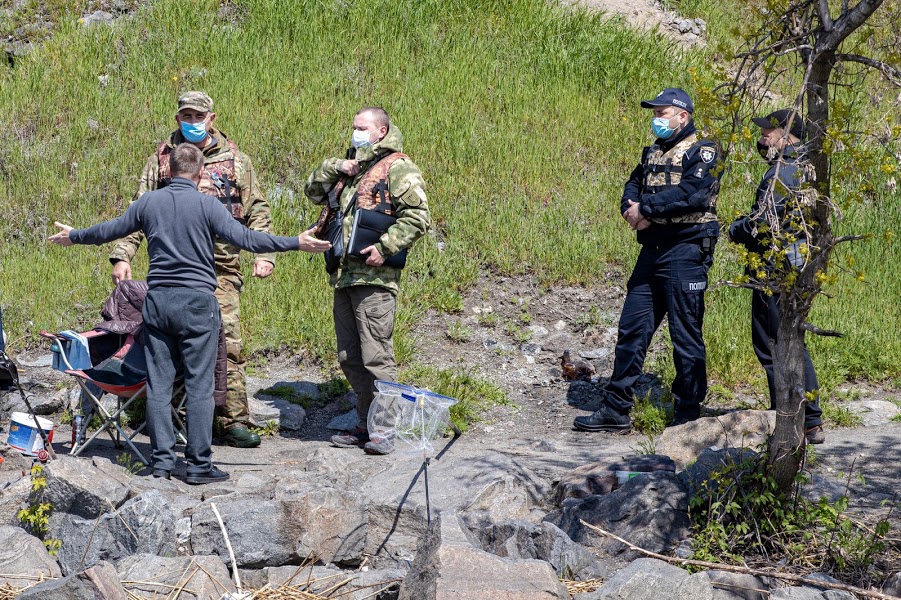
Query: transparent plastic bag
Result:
<box><xmin>367</xmin><ymin>380</ymin><xmax>457</xmax><ymax>455</ymax></box>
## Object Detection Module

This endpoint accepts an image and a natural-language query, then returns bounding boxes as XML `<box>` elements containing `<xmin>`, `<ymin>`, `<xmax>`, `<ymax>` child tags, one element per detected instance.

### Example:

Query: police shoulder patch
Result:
<box><xmin>699</xmin><ymin>146</ymin><xmax>716</xmax><ymax>163</ymax></box>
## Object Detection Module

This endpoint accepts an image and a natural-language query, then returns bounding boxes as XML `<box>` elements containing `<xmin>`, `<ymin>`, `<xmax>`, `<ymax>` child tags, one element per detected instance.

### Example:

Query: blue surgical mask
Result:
<box><xmin>351</xmin><ymin>129</ymin><xmax>371</xmax><ymax>149</ymax></box>
<box><xmin>651</xmin><ymin>116</ymin><xmax>676</xmax><ymax>139</ymax></box>
<box><xmin>180</xmin><ymin>120</ymin><xmax>208</xmax><ymax>143</ymax></box>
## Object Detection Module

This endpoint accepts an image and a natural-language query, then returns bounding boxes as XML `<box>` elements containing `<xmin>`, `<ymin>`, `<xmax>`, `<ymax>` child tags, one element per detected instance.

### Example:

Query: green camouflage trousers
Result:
<box><xmin>214</xmin><ymin>274</ymin><xmax>248</xmax><ymax>428</ymax></box>
<box><xmin>333</xmin><ymin>286</ymin><xmax>397</xmax><ymax>423</ymax></box>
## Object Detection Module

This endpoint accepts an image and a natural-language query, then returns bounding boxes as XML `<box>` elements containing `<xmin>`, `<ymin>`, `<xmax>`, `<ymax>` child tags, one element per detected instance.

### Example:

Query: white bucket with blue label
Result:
<box><xmin>7</xmin><ymin>412</ymin><xmax>54</xmax><ymax>456</ymax></box>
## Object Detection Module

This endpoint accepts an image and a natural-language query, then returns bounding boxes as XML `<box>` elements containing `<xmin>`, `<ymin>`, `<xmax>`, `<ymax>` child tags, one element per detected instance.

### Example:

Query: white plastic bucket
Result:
<box><xmin>7</xmin><ymin>412</ymin><xmax>54</xmax><ymax>456</ymax></box>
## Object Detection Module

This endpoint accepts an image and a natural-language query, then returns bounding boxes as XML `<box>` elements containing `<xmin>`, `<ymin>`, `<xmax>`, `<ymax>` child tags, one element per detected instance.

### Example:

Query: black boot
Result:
<box><xmin>573</xmin><ymin>404</ymin><xmax>631</xmax><ymax>432</ymax></box>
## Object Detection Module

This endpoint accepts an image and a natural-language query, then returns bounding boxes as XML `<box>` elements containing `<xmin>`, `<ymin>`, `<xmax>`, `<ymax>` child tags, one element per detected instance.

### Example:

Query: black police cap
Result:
<box><xmin>640</xmin><ymin>88</ymin><xmax>694</xmax><ymax>113</ymax></box>
<box><xmin>752</xmin><ymin>109</ymin><xmax>806</xmax><ymax>140</ymax></box>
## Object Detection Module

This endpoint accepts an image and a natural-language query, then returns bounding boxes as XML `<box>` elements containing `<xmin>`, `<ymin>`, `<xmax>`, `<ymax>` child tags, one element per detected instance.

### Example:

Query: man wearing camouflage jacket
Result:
<box><xmin>109</xmin><ymin>91</ymin><xmax>270</xmax><ymax>448</ymax></box>
<box><xmin>302</xmin><ymin>107</ymin><xmax>430</xmax><ymax>455</ymax></box>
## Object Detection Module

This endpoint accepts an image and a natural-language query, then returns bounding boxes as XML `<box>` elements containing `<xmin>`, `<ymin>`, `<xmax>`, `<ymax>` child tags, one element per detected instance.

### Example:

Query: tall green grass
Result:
<box><xmin>0</xmin><ymin>0</ymin><xmax>897</xmax><ymax>389</ymax></box>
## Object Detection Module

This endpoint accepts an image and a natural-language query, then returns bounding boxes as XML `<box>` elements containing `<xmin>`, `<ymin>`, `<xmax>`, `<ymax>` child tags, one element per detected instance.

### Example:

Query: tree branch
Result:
<box><xmin>817</xmin><ymin>0</ymin><xmax>834</xmax><ymax>31</ymax></box>
<box><xmin>835</xmin><ymin>53</ymin><xmax>901</xmax><ymax>86</ymax></box>
<box><xmin>579</xmin><ymin>521</ymin><xmax>900</xmax><ymax>600</ymax></box>
<box><xmin>801</xmin><ymin>322</ymin><xmax>845</xmax><ymax>337</ymax></box>
<box><xmin>833</xmin><ymin>234</ymin><xmax>868</xmax><ymax>244</ymax></box>
<box><xmin>820</xmin><ymin>0</ymin><xmax>885</xmax><ymax>49</ymax></box>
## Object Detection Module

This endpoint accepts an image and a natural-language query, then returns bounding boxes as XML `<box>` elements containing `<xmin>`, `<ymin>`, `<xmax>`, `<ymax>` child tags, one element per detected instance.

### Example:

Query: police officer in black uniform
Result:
<box><xmin>575</xmin><ymin>88</ymin><xmax>721</xmax><ymax>432</ymax></box>
<box><xmin>728</xmin><ymin>109</ymin><xmax>825</xmax><ymax>444</ymax></box>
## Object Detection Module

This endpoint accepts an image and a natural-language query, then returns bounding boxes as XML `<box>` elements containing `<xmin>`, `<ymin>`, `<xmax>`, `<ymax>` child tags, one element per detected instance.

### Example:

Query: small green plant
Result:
<box><xmin>820</xmin><ymin>396</ymin><xmax>863</xmax><ymax>428</ymax></box>
<box><xmin>518</xmin><ymin>310</ymin><xmax>532</xmax><ymax>325</ymax></box>
<box><xmin>116</xmin><ymin>452</ymin><xmax>144</xmax><ymax>476</ymax></box>
<box><xmin>477</xmin><ymin>311</ymin><xmax>499</xmax><ymax>328</ymax></box>
<box><xmin>318</xmin><ymin>377</ymin><xmax>351</xmax><ymax>399</ymax></box>
<box><xmin>633</xmin><ymin>434</ymin><xmax>657</xmax><ymax>455</ymax></box>
<box><xmin>504</xmin><ymin>321</ymin><xmax>532</xmax><ymax>344</ymax></box>
<box><xmin>630</xmin><ymin>392</ymin><xmax>667</xmax><ymax>436</ymax></box>
<box><xmin>58</xmin><ymin>409</ymin><xmax>73</xmax><ymax>425</ymax></box>
<box><xmin>250</xmin><ymin>420</ymin><xmax>279</xmax><ymax>437</ymax></box>
<box><xmin>576</xmin><ymin>305</ymin><xmax>607</xmax><ymax>330</ymax></box>
<box><xmin>260</xmin><ymin>383</ymin><xmax>320</xmax><ymax>409</ymax></box>
<box><xmin>400</xmin><ymin>364</ymin><xmax>513</xmax><ymax>432</ymax></box>
<box><xmin>17</xmin><ymin>465</ymin><xmax>62</xmax><ymax>556</ymax></box>
<box><xmin>445</xmin><ymin>320</ymin><xmax>474</xmax><ymax>343</ymax></box>
<box><xmin>689</xmin><ymin>453</ymin><xmax>891</xmax><ymax>581</ymax></box>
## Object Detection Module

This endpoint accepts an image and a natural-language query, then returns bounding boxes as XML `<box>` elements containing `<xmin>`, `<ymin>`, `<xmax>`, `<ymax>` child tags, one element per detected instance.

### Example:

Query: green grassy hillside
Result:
<box><xmin>1</xmin><ymin>0</ymin><xmax>898</xmax><ymax>391</ymax></box>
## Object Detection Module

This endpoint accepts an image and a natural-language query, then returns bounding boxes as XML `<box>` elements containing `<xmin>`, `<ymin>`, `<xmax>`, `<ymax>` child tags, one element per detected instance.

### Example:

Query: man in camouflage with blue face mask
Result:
<box><xmin>302</xmin><ymin>107</ymin><xmax>430</xmax><ymax>455</ymax></box>
<box><xmin>109</xmin><ymin>91</ymin><xmax>274</xmax><ymax>449</ymax></box>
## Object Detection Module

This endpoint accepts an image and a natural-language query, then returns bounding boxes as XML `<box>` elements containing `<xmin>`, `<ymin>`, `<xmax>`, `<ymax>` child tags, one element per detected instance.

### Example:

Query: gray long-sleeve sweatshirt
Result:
<box><xmin>69</xmin><ymin>177</ymin><xmax>299</xmax><ymax>293</ymax></box>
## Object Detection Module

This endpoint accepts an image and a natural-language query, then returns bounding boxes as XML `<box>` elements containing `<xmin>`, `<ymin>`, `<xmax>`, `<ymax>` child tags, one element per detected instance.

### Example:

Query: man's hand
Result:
<box><xmin>252</xmin><ymin>259</ymin><xmax>274</xmax><ymax>279</ymax></box>
<box><xmin>112</xmin><ymin>261</ymin><xmax>132</xmax><ymax>285</ymax></box>
<box><xmin>338</xmin><ymin>160</ymin><xmax>361</xmax><ymax>176</ymax></box>
<box><xmin>48</xmin><ymin>222</ymin><xmax>74</xmax><ymax>247</ymax></box>
<box><xmin>623</xmin><ymin>200</ymin><xmax>649</xmax><ymax>230</ymax></box>
<box><xmin>361</xmin><ymin>245</ymin><xmax>385</xmax><ymax>267</ymax></box>
<box><xmin>298</xmin><ymin>227</ymin><xmax>332</xmax><ymax>253</ymax></box>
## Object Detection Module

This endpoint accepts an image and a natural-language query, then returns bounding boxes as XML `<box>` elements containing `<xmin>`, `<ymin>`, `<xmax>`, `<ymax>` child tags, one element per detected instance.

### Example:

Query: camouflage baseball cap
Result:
<box><xmin>177</xmin><ymin>91</ymin><xmax>213</xmax><ymax>113</ymax></box>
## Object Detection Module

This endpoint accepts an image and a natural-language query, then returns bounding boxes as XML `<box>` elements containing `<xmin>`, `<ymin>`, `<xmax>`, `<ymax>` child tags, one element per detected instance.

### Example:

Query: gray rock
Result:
<box><xmin>82</xmin><ymin>10</ymin><xmax>114</xmax><ymax>26</ymax></box>
<box><xmin>684</xmin><ymin>33</ymin><xmax>700</xmax><ymax>44</ymax></box>
<box><xmin>799</xmin><ymin>473</ymin><xmax>847</xmax><ymax>503</ymax></box>
<box><xmin>547</xmin><ymin>472</ymin><xmax>691</xmax><ymax>556</ymax></box>
<box><xmin>846</xmin><ymin>400</ymin><xmax>900</xmax><ymax>426</ymax></box>
<box><xmin>483</xmin><ymin>338</ymin><xmax>512</xmax><ymax>352</ymax></box>
<box><xmin>190</xmin><ymin>497</ymin><xmax>299</xmax><ymax>568</ymax></box>
<box><xmin>1</xmin><ymin>383</ymin><xmax>64</xmax><ymax>415</ymax></box>
<box><xmin>248</xmin><ymin>397</ymin><xmax>280</xmax><ymax>425</ymax></box>
<box><xmin>289</xmin><ymin>487</ymin><xmax>367</xmax><ymax>565</ymax></box>
<box><xmin>694</xmin><ymin>17</ymin><xmax>707</xmax><ymax>29</ymax></box>
<box><xmin>521</xmin><ymin>342</ymin><xmax>542</xmax><ymax>356</ymax></box>
<box><xmin>263</xmin><ymin>565</ymin><xmax>404</xmax><ymax>599</ymax></box>
<box><xmin>51</xmin><ymin>489</ymin><xmax>177</xmax><ymax>575</ymax></box>
<box><xmin>590</xmin><ymin>558</ymin><xmax>712</xmax><ymax>599</ymax></box>
<box><xmin>117</xmin><ymin>553</ymin><xmax>235</xmax><ymax>600</ymax></box>
<box><xmin>707</xmin><ymin>570</ymin><xmax>766</xmax><ymax>599</ymax></box>
<box><xmin>41</xmin><ymin>455</ymin><xmax>131</xmax><ymax>519</ymax></box>
<box><xmin>657</xmin><ymin>410</ymin><xmax>775</xmax><ymax>469</ymax></box>
<box><xmin>327</xmin><ymin>408</ymin><xmax>362</xmax><ymax>432</ymax></box>
<box><xmin>0</xmin><ymin>475</ymin><xmax>31</xmax><ymax>526</ymax></box>
<box><xmin>398</xmin><ymin>511</ymin><xmax>568</xmax><ymax>599</ymax></box>
<box><xmin>475</xmin><ymin>519</ymin><xmax>605</xmax><ymax>580</ymax></box>
<box><xmin>527</xmin><ymin>325</ymin><xmax>550</xmax><ymax>337</ymax></box>
<box><xmin>769</xmin><ymin>587</ymin><xmax>827</xmax><ymax>599</ymax></box>
<box><xmin>580</xmin><ymin>348</ymin><xmax>611</xmax><ymax>360</ymax></box>
<box><xmin>883</xmin><ymin>572</ymin><xmax>901</xmax><ymax>597</ymax></box>
<box><xmin>680</xmin><ymin>447</ymin><xmax>758</xmax><ymax>498</ymax></box>
<box><xmin>0</xmin><ymin>525</ymin><xmax>62</xmax><ymax>588</ymax></box>
<box><xmin>15</xmin><ymin>354</ymin><xmax>54</xmax><ymax>368</ymax></box>
<box><xmin>554</xmin><ymin>462</ymin><xmax>618</xmax><ymax>505</ymax></box>
<box><xmin>678</xmin><ymin>19</ymin><xmax>694</xmax><ymax>32</ymax></box>
<box><xmin>19</xmin><ymin>561</ymin><xmax>126</xmax><ymax>600</ymax></box>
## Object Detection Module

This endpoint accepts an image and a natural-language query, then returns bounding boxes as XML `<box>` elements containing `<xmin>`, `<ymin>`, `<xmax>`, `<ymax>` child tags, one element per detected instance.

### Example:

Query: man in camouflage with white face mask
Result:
<box><xmin>109</xmin><ymin>91</ymin><xmax>274</xmax><ymax>449</ymax></box>
<box><xmin>302</xmin><ymin>106</ymin><xmax>430</xmax><ymax>455</ymax></box>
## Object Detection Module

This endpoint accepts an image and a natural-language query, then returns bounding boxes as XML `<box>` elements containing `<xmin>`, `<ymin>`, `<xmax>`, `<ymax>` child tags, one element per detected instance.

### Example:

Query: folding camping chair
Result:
<box><xmin>40</xmin><ymin>328</ymin><xmax>187</xmax><ymax>466</ymax></box>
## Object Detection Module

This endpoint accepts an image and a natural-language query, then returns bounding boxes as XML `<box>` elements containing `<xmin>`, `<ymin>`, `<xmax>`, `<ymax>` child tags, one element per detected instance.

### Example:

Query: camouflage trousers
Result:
<box><xmin>333</xmin><ymin>286</ymin><xmax>397</xmax><ymax>423</ymax></box>
<box><xmin>214</xmin><ymin>274</ymin><xmax>248</xmax><ymax>429</ymax></box>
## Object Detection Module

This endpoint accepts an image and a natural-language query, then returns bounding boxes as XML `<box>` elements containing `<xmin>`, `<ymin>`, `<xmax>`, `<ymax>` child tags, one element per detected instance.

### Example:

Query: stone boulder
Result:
<box><xmin>657</xmin><ymin>410</ymin><xmax>775</xmax><ymax>469</ymax></box>
<box><xmin>0</xmin><ymin>475</ymin><xmax>31</xmax><ymax>526</ymax></box>
<box><xmin>0</xmin><ymin>525</ymin><xmax>62</xmax><ymax>587</ymax></box>
<box><xmin>578</xmin><ymin>558</ymin><xmax>713</xmax><ymax>599</ymax></box>
<box><xmin>19</xmin><ymin>561</ymin><xmax>126</xmax><ymax>599</ymax></box>
<box><xmin>117</xmin><ymin>553</ymin><xmax>235</xmax><ymax>600</ymax></box>
<box><xmin>846</xmin><ymin>400</ymin><xmax>900</xmax><ymax>426</ymax></box>
<box><xmin>51</xmin><ymin>489</ymin><xmax>177</xmax><ymax>575</ymax></box>
<box><xmin>475</xmin><ymin>519</ymin><xmax>606</xmax><ymax>580</ymax></box>
<box><xmin>262</xmin><ymin>565</ymin><xmax>405</xmax><ymax>599</ymax></box>
<box><xmin>882</xmin><ymin>572</ymin><xmax>901</xmax><ymax>597</ymax></box>
<box><xmin>706</xmin><ymin>570</ymin><xmax>767</xmax><ymax>599</ymax></box>
<box><xmin>41</xmin><ymin>455</ymin><xmax>131</xmax><ymax>519</ymax></box>
<box><xmin>680</xmin><ymin>447</ymin><xmax>758</xmax><ymax>498</ymax></box>
<box><xmin>555</xmin><ymin>455</ymin><xmax>677</xmax><ymax>505</ymax></box>
<box><xmin>547</xmin><ymin>472</ymin><xmax>690</xmax><ymax>556</ymax></box>
<box><xmin>398</xmin><ymin>511</ymin><xmax>568</xmax><ymax>599</ymax></box>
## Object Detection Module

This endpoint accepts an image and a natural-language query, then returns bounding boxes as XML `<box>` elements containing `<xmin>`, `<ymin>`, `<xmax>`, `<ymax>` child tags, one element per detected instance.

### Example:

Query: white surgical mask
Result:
<box><xmin>351</xmin><ymin>129</ymin><xmax>371</xmax><ymax>148</ymax></box>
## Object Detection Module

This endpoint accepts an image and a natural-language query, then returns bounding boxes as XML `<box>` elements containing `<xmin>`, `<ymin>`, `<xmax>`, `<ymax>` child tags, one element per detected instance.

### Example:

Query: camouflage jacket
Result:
<box><xmin>304</xmin><ymin>124</ymin><xmax>430</xmax><ymax>295</ymax></box>
<box><xmin>109</xmin><ymin>129</ymin><xmax>274</xmax><ymax>281</ymax></box>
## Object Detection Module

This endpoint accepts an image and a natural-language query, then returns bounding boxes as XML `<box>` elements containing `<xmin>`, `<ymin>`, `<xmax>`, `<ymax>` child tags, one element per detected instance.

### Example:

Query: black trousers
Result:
<box><xmin>143</xmin><ymin>287</ymin><xmax>221</xmax><ymax>475</ymax></box>
<box><xmin>751</xmin><ymin>289</ymin><xmax>823</xmax><ymax>428</ymax></box>
<box><xmin>604</xmin><ymin>240</ymin><xmax>713</xmax><ymax>420</ymax></box>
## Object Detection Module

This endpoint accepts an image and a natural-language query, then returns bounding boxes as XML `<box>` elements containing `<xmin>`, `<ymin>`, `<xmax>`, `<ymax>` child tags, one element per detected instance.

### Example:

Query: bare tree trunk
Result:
<box><xmin>767</xmin><ymin>50</ymin><xmax>836</xmax><ymax>492</ymax></box>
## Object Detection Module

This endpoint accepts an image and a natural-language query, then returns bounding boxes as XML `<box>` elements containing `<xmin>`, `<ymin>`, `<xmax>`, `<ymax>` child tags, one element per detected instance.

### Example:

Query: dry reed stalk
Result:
<box><xmin>563</xmin><ymin>577</ymin><xmax>604</xmax><ymax>595</ymax></box>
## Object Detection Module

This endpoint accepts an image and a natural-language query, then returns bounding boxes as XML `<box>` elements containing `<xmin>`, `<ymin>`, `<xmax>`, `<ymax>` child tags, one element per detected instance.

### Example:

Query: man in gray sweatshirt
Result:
<box><xmin>50</xmin><ymin>144</ymin><xmax>330</xmax><ymax>484</ymax></box>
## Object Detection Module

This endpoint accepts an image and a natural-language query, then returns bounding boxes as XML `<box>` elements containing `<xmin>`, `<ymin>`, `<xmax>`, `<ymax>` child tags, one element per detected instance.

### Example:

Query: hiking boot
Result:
<box><xmin>573</xmin><ymin>405</ymin><xmax>631</xmax><ymax>433</ymax></box>
<box><xmin>185</xmin><ymin>466</ymin><xmax>230</xmax><ymax>485</ymax></box>
<box><xmin>151</xmin><ymin>469</ymin><xmax>171</xmax><ymax>480</ymax></box>
<box><xmin>363</xmin><ymin>435</ymin><xmax>394</xmax><ymax>455</ymax></box>
<box><xmin>331</xmin><ymin>426</ymin><xmax>369</xmax><ymax>448</ymax></box>
<box><xmin>222</xmin><ymin>425</ymin><xmax>261</xmax><ymax>448</ymax></box>
<box><xmin>805</xmin><ymin>425</ymin><xmax>826</xmax><ymax>445</ymax></box>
